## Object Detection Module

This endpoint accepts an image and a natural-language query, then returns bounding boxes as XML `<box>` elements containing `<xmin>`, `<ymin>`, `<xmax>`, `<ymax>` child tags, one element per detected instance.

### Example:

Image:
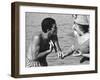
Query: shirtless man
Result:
<box><xmin>27</xmin><ymin>17</ymin><xmax>63</xmax><ymax>67</ymax></box>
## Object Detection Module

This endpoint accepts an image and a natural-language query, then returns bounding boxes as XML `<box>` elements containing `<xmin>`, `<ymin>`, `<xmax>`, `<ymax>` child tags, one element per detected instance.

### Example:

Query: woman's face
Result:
<box><xmin>73</xmin><ymin>23</ymin><xmax>83</xmax><ymax>36</ymax></box>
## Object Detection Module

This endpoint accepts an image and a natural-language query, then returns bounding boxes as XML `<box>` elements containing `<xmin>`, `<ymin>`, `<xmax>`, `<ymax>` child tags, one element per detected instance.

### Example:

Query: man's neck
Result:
<box><xmin>42</xmin><ymin>32</ymin><xmax>48</xmax><ymax>39</ymax></box>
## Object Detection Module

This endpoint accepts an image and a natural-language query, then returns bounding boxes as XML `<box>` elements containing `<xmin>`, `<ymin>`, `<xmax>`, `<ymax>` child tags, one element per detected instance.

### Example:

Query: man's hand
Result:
<box><xmin>57</xmin><ymin>51</ymin><xmax>64</xmax><ymax>59</ymax></box>
<box><xmin>48</xmin><ymin>40</ymin><xmax>54</xmax><ymax>53</ymax></box>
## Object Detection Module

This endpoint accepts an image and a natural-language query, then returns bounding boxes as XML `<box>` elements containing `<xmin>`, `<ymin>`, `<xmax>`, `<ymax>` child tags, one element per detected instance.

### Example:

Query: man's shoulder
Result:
<box><xmin>34</xmin><ymin>36</ymin><xmax>40</xmax><ymax>40</ymax></box>
<box><xmin>33</xmin><ymin>31</ymin><xmax>42</xmax><ymax>39</ymax></box>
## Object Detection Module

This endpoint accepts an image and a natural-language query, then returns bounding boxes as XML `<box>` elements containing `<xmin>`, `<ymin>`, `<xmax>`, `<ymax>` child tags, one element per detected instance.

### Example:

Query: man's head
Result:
<box><xmin>41</xmin><ymin>17</ymin><xmax>57</xmax><ymax>33</ymax></box>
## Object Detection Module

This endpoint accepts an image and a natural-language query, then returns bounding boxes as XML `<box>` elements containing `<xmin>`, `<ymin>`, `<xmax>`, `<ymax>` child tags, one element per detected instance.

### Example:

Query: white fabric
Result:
<box><xmin>78</xmin><ymin>33</ymin><xmax>89</xmax><ymax>45</ymax></box>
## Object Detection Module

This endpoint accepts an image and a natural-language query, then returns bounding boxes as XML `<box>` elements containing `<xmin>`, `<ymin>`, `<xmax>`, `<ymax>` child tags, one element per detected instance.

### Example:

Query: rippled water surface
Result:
<box><xmin>25</xmin><ymin>13</ymin><xmax>89</xmax><ymax>66</ymax></box>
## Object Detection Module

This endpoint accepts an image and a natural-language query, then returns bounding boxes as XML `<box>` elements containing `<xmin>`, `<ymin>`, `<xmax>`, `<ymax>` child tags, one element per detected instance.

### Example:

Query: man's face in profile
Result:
<box><xmin>48</xmin><ymin>24</ymin><xmax>57</xmax><ymax>38</ymax></box>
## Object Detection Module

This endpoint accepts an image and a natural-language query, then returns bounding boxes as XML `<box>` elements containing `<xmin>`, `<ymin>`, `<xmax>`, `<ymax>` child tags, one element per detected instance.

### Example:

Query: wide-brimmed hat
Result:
<box><xmin>74</xmin><ymin>15</ymin><xmax>89</xmax><ymax>25</ymax></box>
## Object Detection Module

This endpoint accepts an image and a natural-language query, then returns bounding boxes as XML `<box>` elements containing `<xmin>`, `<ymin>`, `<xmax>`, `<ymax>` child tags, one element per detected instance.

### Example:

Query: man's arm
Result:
<box><xmin>36</xmin><ymin>40</ymin><xmax>53</xmax><ymax>60</ymax></box>
<box><xmin>27</xmin><ymin>36</ymin><xmax>53</xmax><ymax>61</ymax></box>
<box><xmin>52</xmin><ymin>35</ymin><xmax>64</xmax><ymax>58</ymax></box>
<box><xmin>27</xmin><ymin>36</ymin><xmax>40</xmax><ymax>61</ymax></box>
<box><xmin>52</xmin><ymin>35</ymin><xmax>62</xmax><ymax>51</ymax></box>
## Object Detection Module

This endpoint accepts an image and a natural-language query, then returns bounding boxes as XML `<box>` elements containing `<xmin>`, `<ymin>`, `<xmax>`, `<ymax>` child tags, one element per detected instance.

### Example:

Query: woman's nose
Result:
<box><xmin>72</xmin><ymin>24</ymin><xmax>76</xmax><ymax>31</ymax></box>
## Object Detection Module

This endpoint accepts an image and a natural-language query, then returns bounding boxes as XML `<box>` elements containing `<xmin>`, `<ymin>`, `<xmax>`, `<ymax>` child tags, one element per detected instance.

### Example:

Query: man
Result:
<box><xmin>27</xmin><ymin>17</ymin><xmax>63</xmax><ymax>67</ymax></box>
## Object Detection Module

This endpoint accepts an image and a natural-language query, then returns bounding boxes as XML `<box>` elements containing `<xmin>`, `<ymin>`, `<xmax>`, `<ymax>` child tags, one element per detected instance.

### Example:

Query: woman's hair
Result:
<box><xmin>41</xmin><ymin>17</ymin><xmax>56</xmax><ymax>33</ymax></box>
<box><xmin>79</xmin><ymin>24</ymin><xmax>89</xmax><ymax>33</ymax></box>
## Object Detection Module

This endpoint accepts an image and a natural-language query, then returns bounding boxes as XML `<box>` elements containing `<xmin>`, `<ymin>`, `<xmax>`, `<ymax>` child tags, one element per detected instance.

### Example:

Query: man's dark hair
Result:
<box><xmin>41</xmin><ymin>17</ymin><xmax>56</xmax><ymax>33</ymax></box>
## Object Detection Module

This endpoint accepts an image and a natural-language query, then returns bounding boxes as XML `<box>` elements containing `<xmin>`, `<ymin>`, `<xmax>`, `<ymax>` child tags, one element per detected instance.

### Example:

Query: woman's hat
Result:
<box><xmin>74</xmin><ymin>15</ymin><xmax>89</xmax><ymax>25</ymax></box>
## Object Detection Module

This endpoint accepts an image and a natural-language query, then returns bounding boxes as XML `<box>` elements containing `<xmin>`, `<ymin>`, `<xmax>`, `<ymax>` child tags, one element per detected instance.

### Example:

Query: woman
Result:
<box><xmin>62</xmin><ymin>15</ymin><xmax>90</xmax><ymax>63</ymax></box>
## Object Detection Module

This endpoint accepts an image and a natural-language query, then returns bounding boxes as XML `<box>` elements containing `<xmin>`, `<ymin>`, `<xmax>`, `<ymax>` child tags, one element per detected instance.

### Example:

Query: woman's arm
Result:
<box><xmin>65</xmin><ymin>39</ymin><xmax>89</xmax><ymax>57</ymax></box>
